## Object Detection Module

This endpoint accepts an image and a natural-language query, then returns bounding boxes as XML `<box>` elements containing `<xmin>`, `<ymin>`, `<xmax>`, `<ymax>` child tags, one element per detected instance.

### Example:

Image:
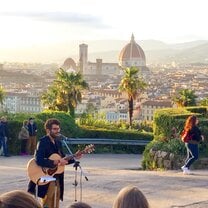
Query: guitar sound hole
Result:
<box><xmin>47</xmin><ymin>167</ymin><xmax>58</xmax><ymax>175</ymax></box>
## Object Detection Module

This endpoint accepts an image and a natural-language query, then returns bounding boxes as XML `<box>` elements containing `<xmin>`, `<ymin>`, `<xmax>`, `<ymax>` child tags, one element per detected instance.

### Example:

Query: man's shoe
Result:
<box><xmin>4</xmin><ymin>154</ymin><xmax>10</xmax><ymax>157</ymax></box>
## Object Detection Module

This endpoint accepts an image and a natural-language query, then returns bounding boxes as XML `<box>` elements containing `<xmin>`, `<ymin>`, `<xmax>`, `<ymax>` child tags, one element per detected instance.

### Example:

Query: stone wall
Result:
<box><xmin>149</xmin><ymin>149</ymin><xmax>208</xmax><ymax>170</ymax></box>
<box><xmin>194</xmin><ymin>158</ymin><xmax>208</xmax><ymax>169</ymax></box>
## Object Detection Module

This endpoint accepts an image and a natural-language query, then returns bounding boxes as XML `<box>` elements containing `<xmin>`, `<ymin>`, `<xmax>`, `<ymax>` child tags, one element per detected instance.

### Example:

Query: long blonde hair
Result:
<box><xmin>113</xmin><ymin>186</ymin><xmax>149</xmax><ymax>208</ymax></box>
<box><xmin>0</xmin><ymin>190</ymin><xmax>41</xmax><ymax>208</ymax></box>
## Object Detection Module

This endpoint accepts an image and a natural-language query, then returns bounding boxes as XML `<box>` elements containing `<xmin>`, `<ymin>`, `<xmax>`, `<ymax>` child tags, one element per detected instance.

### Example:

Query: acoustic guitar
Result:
<box><xmin>27</xmin><ymin>144</ymin><xmax>94</xmax><ymax>185</ymax></box>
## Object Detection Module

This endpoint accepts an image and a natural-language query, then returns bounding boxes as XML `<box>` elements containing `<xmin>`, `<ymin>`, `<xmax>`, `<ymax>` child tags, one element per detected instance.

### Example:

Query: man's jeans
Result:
<box><xmin>0</xmin><ymin>136</ymin><xmax>8</xmax><ymax>156</ymax></box>
<box><xmin>185</xmin><ymin>143</ymin><xmax>199</xmax><ymax>168</ymax></box>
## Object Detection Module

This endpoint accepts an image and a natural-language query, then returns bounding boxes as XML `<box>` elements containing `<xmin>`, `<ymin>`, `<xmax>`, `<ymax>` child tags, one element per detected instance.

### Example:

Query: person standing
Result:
<box><xmin>27</xmin><ymin>118</ymin><xmax>82</xmax><ymax>208</ymax></box>
<box><xmin>181</xmin><ymin>115</ymin><xmax>204</xmax><ymax>175</ymax></box>
<box><xmin>27</xmin><ymin>117</ymin><xmax>37</xmax><ymax>155</ymax></box>
<box><xmin>18</xmin><ymin>120</ymin><xmax>29</xmax><ymax>155</ymax></box>
<box><xmin>0</xmin><ymin>116</ymin><xmax>9</xmax><ymax>157</ymax></box>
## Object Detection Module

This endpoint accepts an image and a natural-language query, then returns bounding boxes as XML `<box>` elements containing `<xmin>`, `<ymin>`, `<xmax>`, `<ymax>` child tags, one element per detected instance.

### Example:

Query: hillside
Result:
<box><xmin>1</xmin><ymin>39</ymin><xmax>208</xmax><ymax>64</ymax></box>
<box><xmin>84</xmin><ymin>40</ymin><xmax>208</xmax><ymax>64</ymax></box>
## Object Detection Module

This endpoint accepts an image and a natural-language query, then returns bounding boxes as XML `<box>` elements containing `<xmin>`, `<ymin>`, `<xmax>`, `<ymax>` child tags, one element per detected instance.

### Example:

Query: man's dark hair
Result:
<box><xmin>44</xmin><ymin>118</ymin><xmax>60</xmax><ymax>130</ymax></box>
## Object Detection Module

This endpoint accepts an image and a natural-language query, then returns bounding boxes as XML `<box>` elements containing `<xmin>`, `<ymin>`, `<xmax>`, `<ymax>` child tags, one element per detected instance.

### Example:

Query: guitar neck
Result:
<box><xmin>64</xmin><ymin>150</ymin><xmax>87</xmax><ymax>161</ymax></box>
<box><xmin>64</xmin><ymin>154</ymin><xmax>75</xmax><ymax>161</ymax></box>
<box><xmin>64</xmin><ymin>145</ymin><xmax>94</xmax><ymax>161</ymax></box>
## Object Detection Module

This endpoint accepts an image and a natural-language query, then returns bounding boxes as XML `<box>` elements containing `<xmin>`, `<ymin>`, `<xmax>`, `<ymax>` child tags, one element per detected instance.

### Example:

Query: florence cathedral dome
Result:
<box><xmin>118</xmin><ymin>34</ymin><xmax>146</xmax><ymax>68</ymax></box>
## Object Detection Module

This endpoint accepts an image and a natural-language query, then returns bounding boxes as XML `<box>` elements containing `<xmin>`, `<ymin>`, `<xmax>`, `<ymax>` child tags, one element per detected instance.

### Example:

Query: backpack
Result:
<box><xmin>181</xmin><ymin>130</ymin><xmax>193</xmax><ymax>143</ymax></box>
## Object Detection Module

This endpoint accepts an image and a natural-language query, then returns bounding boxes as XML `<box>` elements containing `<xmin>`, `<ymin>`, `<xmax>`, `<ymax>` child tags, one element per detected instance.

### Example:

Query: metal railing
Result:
<box><xmin>64</xmin><ymin>138</ymin><xmax>150</xmax><ymax>146</ymax></box>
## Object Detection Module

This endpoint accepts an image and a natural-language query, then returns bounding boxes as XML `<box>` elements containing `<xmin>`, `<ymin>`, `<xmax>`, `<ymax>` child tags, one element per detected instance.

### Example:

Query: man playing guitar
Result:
<box><xmin>27</xmin><ymin>118</ymin><xmax>82</xmax><ymax>208</ymax></box>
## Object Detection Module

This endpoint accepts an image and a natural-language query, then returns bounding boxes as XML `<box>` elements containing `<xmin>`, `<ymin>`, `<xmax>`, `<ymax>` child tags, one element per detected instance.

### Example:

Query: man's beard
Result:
<box><xmin>49</xmin><ymin>132</ymin><xmax>58</xmax><ymax>139</ymax></box>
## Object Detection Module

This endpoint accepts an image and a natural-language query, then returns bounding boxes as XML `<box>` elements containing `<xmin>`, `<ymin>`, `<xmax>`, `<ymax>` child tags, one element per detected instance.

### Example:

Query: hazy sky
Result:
<box><xmin>1</xmin><ymin>0</ymin><xmax>208</xmax><ymax>49</ymax></box>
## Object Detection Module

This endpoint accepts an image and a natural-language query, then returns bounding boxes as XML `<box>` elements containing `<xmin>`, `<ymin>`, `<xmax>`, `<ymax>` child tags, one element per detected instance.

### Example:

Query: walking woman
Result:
<box><xmin>181</xmin><ymin>115</ymin><xmax>204</xmax><ymax>175</ymax></box>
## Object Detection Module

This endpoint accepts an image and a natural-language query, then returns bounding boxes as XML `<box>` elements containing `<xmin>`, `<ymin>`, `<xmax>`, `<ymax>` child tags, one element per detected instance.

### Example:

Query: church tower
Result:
<box><xmin>79</xmin><ymin>44</ymin><xmax>88</xmax><ymax>74</ymax></box>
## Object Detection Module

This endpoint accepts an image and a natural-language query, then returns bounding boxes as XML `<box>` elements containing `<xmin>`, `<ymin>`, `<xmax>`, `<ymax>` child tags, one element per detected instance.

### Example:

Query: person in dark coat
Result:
<box><xmin>0</xmin><ymin>116</ymin><xmax>9</xmax><ymax>157</ymax></box>
<box><xmin>27</xmin><ymin>118</ymin><xmax>82</xmax><ymax>208</ymax></box>
<box><xmin>27</xmin><ymin>117</ymin><xmax>37</xmax><ymax>155</ymax></box>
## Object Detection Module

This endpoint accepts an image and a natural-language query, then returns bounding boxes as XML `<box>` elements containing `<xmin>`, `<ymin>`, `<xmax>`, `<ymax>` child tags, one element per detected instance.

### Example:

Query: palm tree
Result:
<box><xmin>41</xmin><ymin>86</ymin><xmax>61</xmax><ymax>111</ymax></box>
<box><xmin>172</xmin><ymin>89</ymin><xmax>197</xmax><ymax>107</ymax></box>
<box><xmin>200</xmin><ymin>97</ymin><xmax>208</xmax><ymax>106</ymax></box>
<box><xmin>119</xmin><ymin>67</ymin><xmax>147</xmax><ymax>127</ymax></box>
<box><xmin>41</xmin><ymin>68</ymin><xmax>89</xmax><ymax>117</ymax></box>
<box><xmin>0</xmin><ymin>86</ymin><xmax>5</xmax><ymax>109</ymax></box>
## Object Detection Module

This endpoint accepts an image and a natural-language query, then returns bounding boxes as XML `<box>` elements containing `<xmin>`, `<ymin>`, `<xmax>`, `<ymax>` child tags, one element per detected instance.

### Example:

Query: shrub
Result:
<box><xmin>186</xmin><ymin>106</ymin><xmax>207</xmax><ymax>115</ymax></box>
<box><xmin>3</xmin><ymin>111</ymin><xmax>79</xmax><ymax>154</ymax></box>
<box><xmin>153</xmin><ymin>107</ymin><xmax>206</xmax><ymax>140</ymax></box>
<box><xmin>142</xmin><ymin>138</ymin><xmax>186</xmax><ymax>170</ymax></box>
<box><xmin>78</xmin><ymin>113</ymin><xmax>153</xmax><ymax>132</ymax></box>
<box><xmin>143</xmin><ymin>106</ymin><xmax>208</xmax><ymax>170</ymax></box>
<box><xmin>79</xmin><ymin>125</ymin><xmax>153</xmax><ymax>140</ymax></box>
<box><xmin>2</xmin><ymin>111</ymin><xmax>153</xmax><ymax>155</ymax></box>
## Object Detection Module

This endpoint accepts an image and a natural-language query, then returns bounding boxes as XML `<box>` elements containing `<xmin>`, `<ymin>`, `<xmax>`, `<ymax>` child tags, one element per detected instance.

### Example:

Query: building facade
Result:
<box><xmin>2</xmin><ymin>92</ymin><xmax>42</xmax><ymax>113</ymax></box>
<box><xmin>141</xmin><ymin>100</ymin><xmax>172</xmax><ymax>121</ymax></box>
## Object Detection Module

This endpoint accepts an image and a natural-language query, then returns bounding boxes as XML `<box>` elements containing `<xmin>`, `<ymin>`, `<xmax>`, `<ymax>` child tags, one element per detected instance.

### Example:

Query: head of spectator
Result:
<box><xmin>29</xmin><ymin>117</ymin><xmax>34</xmax><ymax>125</ymax></box>
<box><xmin>0</xmin><ymin>116</ymin><xmax>7</xmax><ymax>123</ymax></box>
<box><xmin>0</xmin><ymin>190</ymin><xmax>41</xmax><ymax>208</ymax></box>
<box><xmin>23</xmin><ymin>120</ymin><xmax>29</xmax><ymax>127</ymax></box>
<box><xmin>113</xmin><ymin>186</ymin><xmax>149</xmax><ymax>208</ymax></box>
<box><xmin>69</xmin><ymin>202</ymin><xmax>92</xmax><ymax>208</ymax></box>
<box><xmin>184</xmin><ymin>115</ymin><xmax>199</xmax><ymax>131</ymax></box>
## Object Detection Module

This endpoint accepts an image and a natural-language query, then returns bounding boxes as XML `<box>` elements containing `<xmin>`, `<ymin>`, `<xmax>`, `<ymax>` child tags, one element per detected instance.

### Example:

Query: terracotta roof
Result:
<box><xmin>62</xmin><ymin>58</ymin><xmax>76</xmax><ymax>69</ymax></box>
<box><xmin>142</xmin><ymin>100</ymin><xmax>172</xmax><ymax>107</ymax></box>
<box><xmin>119</xmin><ymin>34</ymin><xmax>146</xmax><ymax>62</ymax></box>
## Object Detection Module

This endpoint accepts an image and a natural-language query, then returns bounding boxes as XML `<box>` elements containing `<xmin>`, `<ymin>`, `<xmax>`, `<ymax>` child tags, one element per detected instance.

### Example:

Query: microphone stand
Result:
<box><xmin>60</xmin><ymin>135</ymin><xmax>88</xmax><ymax>202</ymax></box>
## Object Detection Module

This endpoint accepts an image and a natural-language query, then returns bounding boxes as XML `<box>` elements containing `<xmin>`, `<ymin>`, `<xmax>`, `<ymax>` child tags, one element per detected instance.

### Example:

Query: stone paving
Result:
<box><xmin>0</xmin><ymin>154</ymin><xmax>208</xmax><ymax>208</ymax></box>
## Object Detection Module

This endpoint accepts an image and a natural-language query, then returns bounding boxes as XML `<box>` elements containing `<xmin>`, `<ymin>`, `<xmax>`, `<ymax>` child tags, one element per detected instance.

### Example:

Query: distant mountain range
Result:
<box><xmin>79</xmin><ymin>39</ymin><xmax>208</xmax><ymax>64</ymax></box>
<box><xmin>1</xmin><ymin>39</ymin><xmax>208</xmax><ymax>64</ymax></box>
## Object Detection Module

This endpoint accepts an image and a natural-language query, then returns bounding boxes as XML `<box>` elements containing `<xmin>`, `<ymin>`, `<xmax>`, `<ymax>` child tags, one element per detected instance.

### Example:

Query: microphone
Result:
<box><xmin>57</xmin><ymin>133</ymin><xmax>74</xmax><ymax>155</ymax></box>
<box><xmin>57</xmin><ymin>133</ymin><xmax>70</xmax><ymax>141</ymax></box>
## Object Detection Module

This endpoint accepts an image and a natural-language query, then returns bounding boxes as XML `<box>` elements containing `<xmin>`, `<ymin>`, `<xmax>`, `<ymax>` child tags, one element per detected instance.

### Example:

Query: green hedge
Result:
<box><xmin>2</xmin><ymin>111</ymin><xmax>153</xmax><ymax>155</ymax></box>
<box><xmin>77</xmin><ymin>126</ymin><xmax>153</xmax><ymax>154</ymax></box>
<box><xmin>153</xmin><ymin>107</ymin><xmax>208</xmax><ymax>140</ymax></box>
<box><xmin>142</xmin><ymin>106</ymin><xmax>208</xmax><ymax>170</ymax></box>
<box><xmin>4</xmin><ymin>111</ymin><xmax>78</xmax><ymax>154</ymax></box>
<box><xmin>186</xmin><ymin>106</ymin><xmax>208</xmax><ymax>115</ymax></box>
<box><xmin>79</xmin><ymin>125</ymin><xmax>153</xmax><ymax>140</ymax></box>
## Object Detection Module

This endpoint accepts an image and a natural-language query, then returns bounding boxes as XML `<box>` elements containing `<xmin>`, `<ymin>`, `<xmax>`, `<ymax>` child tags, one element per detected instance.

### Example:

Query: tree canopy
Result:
<box><xmin>119</xmin><ymin>67</ymin><xmax>147</xmax><ymax>127</ymax></box>
<box><xmin>41</xmin><ymin>68</ymin><xmax>89</xmax><ymax>117</ymax></box>
<box><xmin>0</xmin><ymin>86</ymin><xmax>5</xmax><ymax>105</ymax></box>
<box><xmin>172</xmin><ymin>89</ymin><xmax>197</xmax><ymax>107</ymax></box>
<box><xmin>200</xmin><ymin>97</ymin><xmax>208</xmax><ymax>106</ymax></box>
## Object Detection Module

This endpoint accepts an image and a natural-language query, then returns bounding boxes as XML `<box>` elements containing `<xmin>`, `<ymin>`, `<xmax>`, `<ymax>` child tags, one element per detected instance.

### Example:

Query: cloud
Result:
<box><xmin>0</xmin><ymin>11</ymin><xmax>109</xmax><ymax>28</ymax></box>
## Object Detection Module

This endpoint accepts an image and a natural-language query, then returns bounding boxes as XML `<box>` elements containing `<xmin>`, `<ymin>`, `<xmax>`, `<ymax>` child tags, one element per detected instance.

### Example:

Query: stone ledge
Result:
<box><xmin>149</xmin><ymin>149</ymin><xmax>208</xmax><ymax>170</ymax></box>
